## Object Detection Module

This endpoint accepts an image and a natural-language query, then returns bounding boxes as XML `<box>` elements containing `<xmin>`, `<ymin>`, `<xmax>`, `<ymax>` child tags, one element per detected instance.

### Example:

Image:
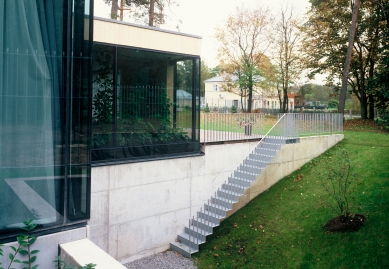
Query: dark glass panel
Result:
<box><xmin>92</xmin><ymin>44</ymin><xmax>115</xmax><ymax>150</ymax></box>
<box><xmin>67</xmin><ymin>166</ymin><xmax>90</xmax><ymax>221</ymax></box>
<box><xmin>91</xmin><ymin>45</ymin><xmax>201</xmax><ymax>163</ymax></box>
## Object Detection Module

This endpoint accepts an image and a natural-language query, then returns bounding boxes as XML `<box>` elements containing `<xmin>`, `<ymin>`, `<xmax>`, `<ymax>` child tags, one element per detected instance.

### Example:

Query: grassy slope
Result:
<box><xmin>193</xmin><ymin>122</ymin><xmax>389</xmax><ymax>269</ymax></box>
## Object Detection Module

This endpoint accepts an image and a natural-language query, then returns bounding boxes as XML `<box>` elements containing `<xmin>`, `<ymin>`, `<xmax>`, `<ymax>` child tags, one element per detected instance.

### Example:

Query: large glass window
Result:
<box><xmin>92</xmin><ymin>44</ymin><xmax>200</xmax><ymax>163</ymax></box>
<box><xmin>0</xmin><ymin>0</ymin><xmax>92</xmax><ymax>240</ymax></box>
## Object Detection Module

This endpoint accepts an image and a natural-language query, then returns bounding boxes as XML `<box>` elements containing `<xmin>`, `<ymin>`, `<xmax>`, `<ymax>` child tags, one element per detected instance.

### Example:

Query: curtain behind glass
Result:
<box><xmin>0</xmin><ymin>0</ymin><xmax>64</xmax><ymax>230</ymax></box>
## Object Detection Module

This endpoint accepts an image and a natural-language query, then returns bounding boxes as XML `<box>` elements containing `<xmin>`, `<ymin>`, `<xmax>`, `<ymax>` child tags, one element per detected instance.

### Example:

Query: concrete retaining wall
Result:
<box><xmin>88</xmin><ymin>134</ymin><xmax>343</xmax><ymax>263</ymax></box>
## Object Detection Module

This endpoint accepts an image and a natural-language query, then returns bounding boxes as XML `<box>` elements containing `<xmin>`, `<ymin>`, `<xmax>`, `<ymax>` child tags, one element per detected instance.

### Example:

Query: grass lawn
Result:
<box><xmin>193</xmin><ymin>119</ymin><xmax>389</xmax><ymax>268</ymax></box>
<box><xmin>200</xmin><ymin>113</ymin><xmax>278</xmax><ymax>135</ymax></box>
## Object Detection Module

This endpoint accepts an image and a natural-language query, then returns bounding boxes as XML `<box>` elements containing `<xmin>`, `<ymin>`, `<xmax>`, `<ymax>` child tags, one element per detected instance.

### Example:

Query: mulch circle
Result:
<box><xmin>324</xmin><ymin>214</ymin><xmax>366</xmax><ymax>233</ymax></box>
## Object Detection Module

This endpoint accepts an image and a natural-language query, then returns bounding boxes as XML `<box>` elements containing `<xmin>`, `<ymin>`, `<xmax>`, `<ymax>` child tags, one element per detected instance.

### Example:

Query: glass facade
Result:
<box><xmin>0</xmin><ymin>0</ymin><xmax>92</xmax><ymax>240</ymax></box>
<box><xmin>92</xmin><ymin>43</ymin><xmax>201</xmax><ymax>163</ymax></box>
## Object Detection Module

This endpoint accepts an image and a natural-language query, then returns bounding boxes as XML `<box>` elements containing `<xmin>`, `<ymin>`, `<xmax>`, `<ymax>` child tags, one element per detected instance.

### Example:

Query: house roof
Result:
<box><xmin>204</xmin><ymin>75</ymin><xmax>238</xmax><ymax>82</ymax></box>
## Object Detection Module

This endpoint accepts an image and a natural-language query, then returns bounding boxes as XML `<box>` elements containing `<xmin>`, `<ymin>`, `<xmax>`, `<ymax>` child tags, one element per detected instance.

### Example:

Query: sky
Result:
<box><xmin>94</xmin><ymin>0</ymin><xmax>325</xmax><ymax>84</ymax></box>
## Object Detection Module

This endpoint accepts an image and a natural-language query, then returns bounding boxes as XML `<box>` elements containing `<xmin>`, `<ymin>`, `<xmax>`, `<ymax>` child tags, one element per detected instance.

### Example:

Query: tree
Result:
<box><xmin>302</xmin><ymin>0</ymin><xmax>387</xmax><ymax>119</ymax></box>
<box><xmin>200</xmin><ymin>61</ymin><xmax>213</xmax><ymax>97</ymax></box>
<box><xmin>215</xmin><ymin>5</ymin><xmax>271</xmax><ymax>112</ymax></box>
<box><xmin>104</xmin><ymin>0</ymin><xmax>177</xmax><ymax>27</ymax></box>
<box><xmin>271</xmin><ymin>4</ymin><xmax>303</xmax><ymax>113</ymax></box>
<box><xmin>339</xmin><ymin>0</ymin><xmax>360</xmax><ymax>116</ymax></box>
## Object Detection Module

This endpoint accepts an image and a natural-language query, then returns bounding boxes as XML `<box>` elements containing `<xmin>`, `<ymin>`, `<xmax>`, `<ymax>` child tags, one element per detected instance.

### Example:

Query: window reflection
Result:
<box><xmin>92</xmin><ymin>44</ymin><xmax>200</xmax><ymax>163</ymax></box>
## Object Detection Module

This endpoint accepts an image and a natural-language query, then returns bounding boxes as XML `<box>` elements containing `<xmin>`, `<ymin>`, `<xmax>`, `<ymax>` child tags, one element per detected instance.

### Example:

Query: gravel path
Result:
<box><xmin>124</xmin><ymin>251</ymin><xmax>197</xmax><ymax>269</ymax></box>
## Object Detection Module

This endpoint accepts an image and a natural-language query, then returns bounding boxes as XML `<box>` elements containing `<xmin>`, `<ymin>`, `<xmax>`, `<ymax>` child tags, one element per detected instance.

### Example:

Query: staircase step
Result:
<box><xmin>239</xmin><ymin>164</ymin><xmax>261</xmax><ymax>174</ymax></box>
<box><xmin>221</xmin><ymin>183</ymin><xmax>245</xmax><ymax>195</ymax></box>
<box><xmin>228</xmin><ymin>177</ymin><xmax>251</xmax><ymax>188</ymax></box>
<box><xmin>204</xmin><ymin>203</ymin><xmax>229</xmax><ymax>217</ymax></box>
<box><xmin>262</xmin><ymin>137</ymin><xmax>287</xmax><ymax>144</ymax></box>
<box><xmin>234</xmin><ymin>171</ymin><xmax>257</xmax><ymax>181</ymax></box>
<box><xmin>185</xmin><ymin>225</ymin><xmax>210</xmax><ymax>242</ymax></box>
<box><xmin>249</xmin><ymin>153</ymin><xmax>272</xmax><ymax>162</ymax></box>
<box><xmin>170</xmin><ymin>241</ymin><xmax>195</xmax><ymax>258</ymax></box>
<box><xmin>259</xmin><ymin>142</ymin><xmax>282</xmax><ymax>150</ymax></box>
<box><xmin>243</xmin><ymin>158</ymin><xmax>267</xmax><ymax>168</ymax></box>
<box><xmin>177</xmin><ymin>233</ymin><xmax>204</xmax><ymax>251</ymax></box>
<box><xmin>192</xmin><ymin>217</ymin><xmax>218</xmax><ymax>233</ymax></box>
<box><xmin>198</xmin><ymin>210</ymin><xmax>223</xmax><ymax>225</ymax></box>
<box><xmin>254</xmin><ymin>147</ymin><xmax>277</xmax><ymax>156</ymax></box>
<box><xmin>211</xmin><ymin>196</ymin><xmax>234</xmax><ymax>209</ymax></box>
<box><xmin>217</xmin><ymin>188</ymin><xmax>241</xmax><ymax>202</ymax></box>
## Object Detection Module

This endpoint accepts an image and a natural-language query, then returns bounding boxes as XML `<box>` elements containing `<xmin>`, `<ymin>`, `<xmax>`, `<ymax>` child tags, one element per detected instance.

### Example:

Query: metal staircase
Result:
<box><xmin>170</xmin><ymin>114</ymin><xmax>300</xmax><ymax>258</ymax></box>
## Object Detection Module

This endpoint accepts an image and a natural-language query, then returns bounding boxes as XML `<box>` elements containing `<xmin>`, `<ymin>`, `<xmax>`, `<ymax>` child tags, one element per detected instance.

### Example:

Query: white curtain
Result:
<box><xmin>0</xmin><ymin>0</ymin><xmax>62</xmax><ymax>229</ymax></box>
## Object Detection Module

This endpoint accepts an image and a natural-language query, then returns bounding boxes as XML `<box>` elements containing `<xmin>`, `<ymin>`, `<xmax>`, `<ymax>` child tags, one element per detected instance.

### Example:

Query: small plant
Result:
<box><xmin>318</xmin><ymin>148</ymin><xmax>365</xmax><ymax>232</ymax></box>
<box><xmin>204</xmin><ymin>103</ymin><xmax>210</xmax><ymax>113</ymax></box>
<box><xmin>1</xmin><ymin>220</ymin><xmax>40</xmax><ymax>269</ymax></box>
<box><xmin>321</xmin><ymin>149</ymin><xmax>354</xmax><ymax>217</ymax></box>
<box><xmin>54</xmin><ymin>256</ymin><xmax>96</xmax><ymax>269</ymax></box>
<box><xmin>230</xmin><ymin>105</ymin><xmax>237</xmax><ymax>113</ymax></box>
<box><xmin>0</xmin><ymin>221</ymin><xmax>97</xmax><ymax>269</ymax></box>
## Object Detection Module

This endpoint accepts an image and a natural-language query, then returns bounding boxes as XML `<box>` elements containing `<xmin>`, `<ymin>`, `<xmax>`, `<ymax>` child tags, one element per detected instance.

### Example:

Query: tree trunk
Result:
<box><xmin>360</xmin><ymin>94</ymin><xmax>368</xmax><ymax>119</ymax></box>
<box><xmin>247</xmin><ymin>88</ymin><xmax>253</xmax><ymax>113</ymax></box>
<box><xmin>149</xmin><ymin>0</ymin><xmax>155</xmax><ymax>26</ymax></box>
<box><xmin>338</xmin><ymin>0</ymin><xmax>360</xmax><ymax>116</ymax></box>
<box><xmin>119</xmin><ymin>0</ymin><xmax>125</xmax><ymax>21</ymax></box>
<box><xmin>368</xmin><ymin>94</ymin><xmax>375</xmax><ymax>119</ymax></box>
<box><xmin>111</xmin><ymin>0</ymin><xmax>119</xmax><ymax>19</ymax></box>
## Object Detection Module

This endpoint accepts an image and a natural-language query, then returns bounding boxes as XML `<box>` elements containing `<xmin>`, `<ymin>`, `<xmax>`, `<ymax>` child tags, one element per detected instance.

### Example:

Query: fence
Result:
<box><xmin>201</xmin><ymin>113</ymin><xmax>343</xmax><ymax>143</ymax></box>
<box><xmin>201</xmin><ymin>113</ymin><xmax>265</xmax><ymax>143</ymax></box>
<box><xmin>280</xmin><ymin>113</ymin><xmax>343</xmax><ymax>137</ymax></box>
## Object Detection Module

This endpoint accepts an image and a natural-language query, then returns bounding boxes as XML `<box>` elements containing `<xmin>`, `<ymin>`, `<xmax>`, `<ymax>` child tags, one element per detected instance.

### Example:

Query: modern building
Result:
<box><xmin>0</xmin><ymin>1</ymin><xmax>340</xmax><ymax>267</ymax></box>
<box><xmin>0</xmin><ymin>1</ymin><xmax>202</xmax><ymax>267</ymax></box>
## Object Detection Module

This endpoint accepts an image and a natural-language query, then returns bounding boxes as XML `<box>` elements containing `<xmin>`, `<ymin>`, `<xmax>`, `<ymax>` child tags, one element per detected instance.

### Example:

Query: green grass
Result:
<box><xmin>200</xmin><ymin>114</ymin><xmax>277</xmax><ymax>135</ymax></box>
<box><xmin>193</xmin><ymin>126</ymin><xmax>389</xmax><ymax>268</ymax></box>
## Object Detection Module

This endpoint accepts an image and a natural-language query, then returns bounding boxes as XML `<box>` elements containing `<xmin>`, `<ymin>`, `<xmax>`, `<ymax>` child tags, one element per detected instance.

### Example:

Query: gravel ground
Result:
<box><xmin>124</xmin><ymin>251</ymin><xmax>198</xmax><ymax>269</ymax></box>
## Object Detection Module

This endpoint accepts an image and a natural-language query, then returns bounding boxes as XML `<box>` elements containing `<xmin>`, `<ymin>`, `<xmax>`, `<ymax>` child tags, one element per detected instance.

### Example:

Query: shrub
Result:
<box><xmin>204</xmin><ymin>103</ymin><xmax>210</xmax><ymax>113</ymax></box>
<box><xmin>230</xmin><ymin>106</ymin><xmax>238</xmax><ymax>113</ymax></box>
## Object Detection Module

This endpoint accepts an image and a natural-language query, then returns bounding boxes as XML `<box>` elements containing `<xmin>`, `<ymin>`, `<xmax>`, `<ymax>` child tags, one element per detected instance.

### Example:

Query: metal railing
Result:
<box><xmin>279</xmin><ymin>113</ymin><xmax>343</xmax><ymax>137</ymax></box>
<box><xmin>201</xmin><ymin>113</ymin><xmax>265</xmax><ymax>143</ymax></box>
<box><xmin>201</xmin><ymin>113</ymin><xmax>343</xmax><ymax>143</ymax></box>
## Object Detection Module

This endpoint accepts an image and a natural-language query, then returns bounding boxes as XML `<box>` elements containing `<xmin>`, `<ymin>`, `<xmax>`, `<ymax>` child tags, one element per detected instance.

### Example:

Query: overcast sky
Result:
<box><xmin>94</xmin><ymin>0</ymin><xmax>325</xmax><ymax>84</ymax></box>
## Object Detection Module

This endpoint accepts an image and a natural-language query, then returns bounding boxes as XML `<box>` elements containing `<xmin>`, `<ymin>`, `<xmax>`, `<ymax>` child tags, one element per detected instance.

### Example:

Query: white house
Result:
<box><xmin>203</xmin><ymin>75</ymin><xmax>295</xmax><ymax>111</ymax></box>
